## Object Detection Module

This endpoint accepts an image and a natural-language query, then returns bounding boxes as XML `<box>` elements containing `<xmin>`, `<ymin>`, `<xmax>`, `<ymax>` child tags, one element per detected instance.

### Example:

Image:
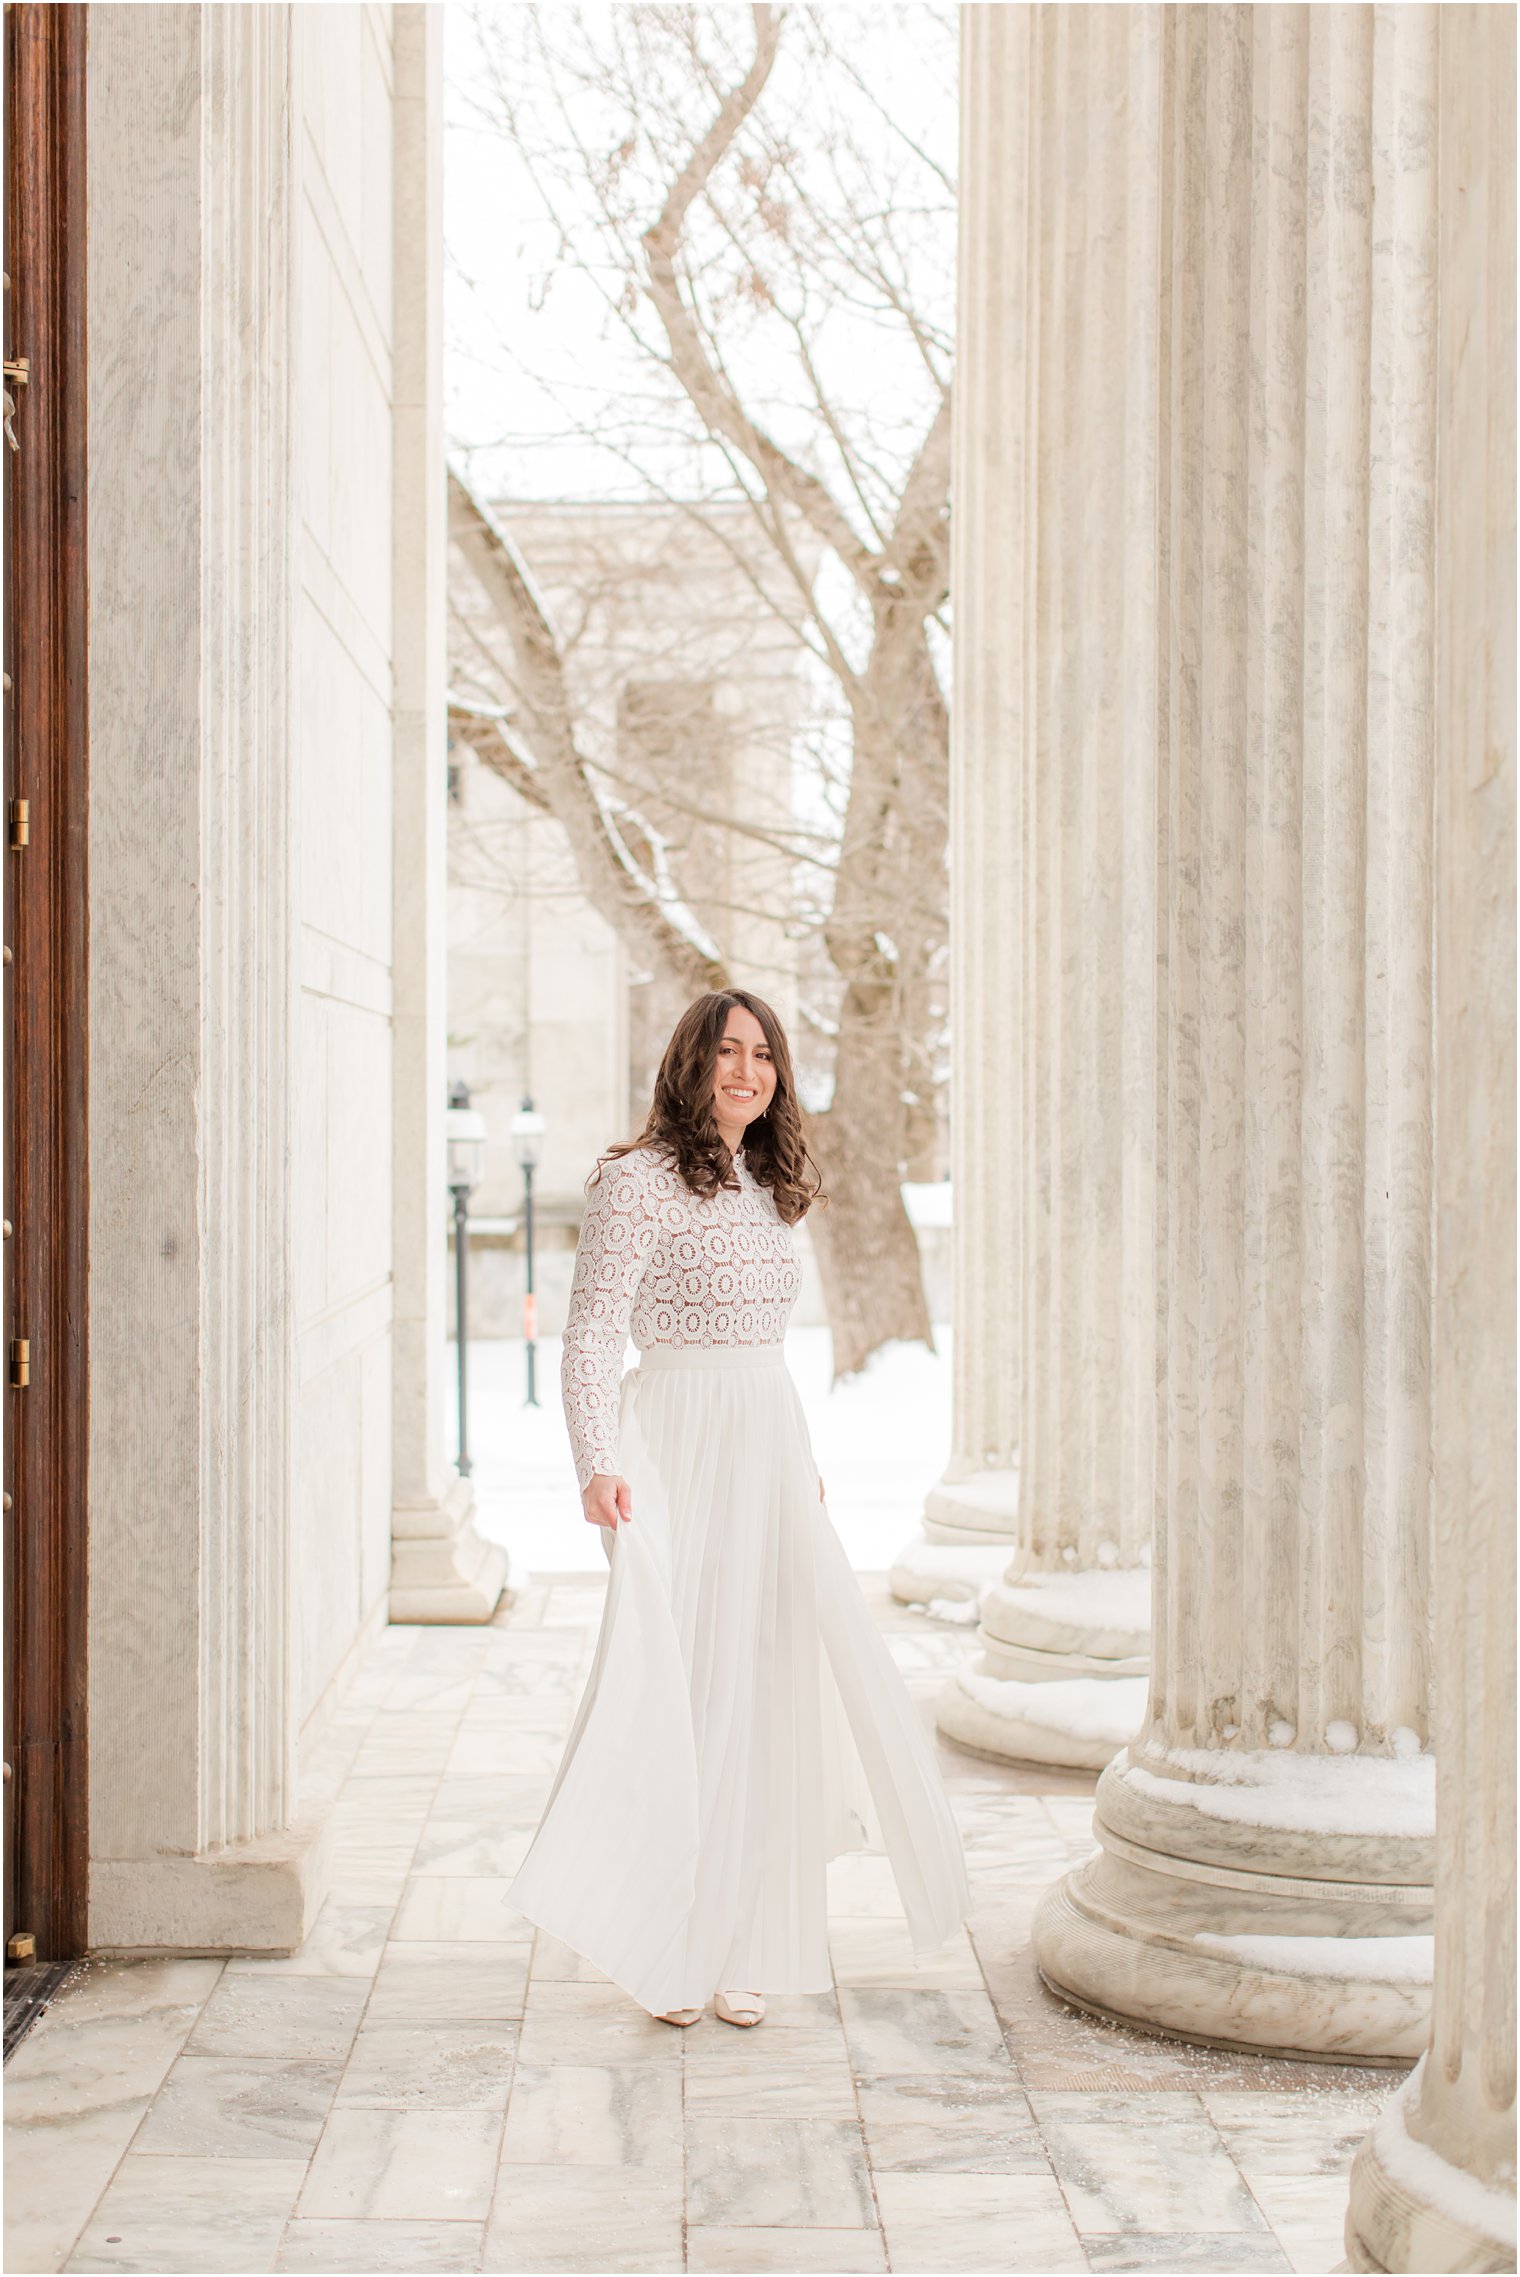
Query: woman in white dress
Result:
<box><xmin>504</xmin><ymin>989</ymin><xmax>971</xmax><ymax>2027</ymax></box>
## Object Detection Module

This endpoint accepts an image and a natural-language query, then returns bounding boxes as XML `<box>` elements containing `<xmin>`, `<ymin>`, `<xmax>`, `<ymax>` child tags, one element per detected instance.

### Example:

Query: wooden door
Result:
<box><xmin>3</xmin><ymin>0</ymin><xmax>89</xmax><ymax>1964</ymax></box>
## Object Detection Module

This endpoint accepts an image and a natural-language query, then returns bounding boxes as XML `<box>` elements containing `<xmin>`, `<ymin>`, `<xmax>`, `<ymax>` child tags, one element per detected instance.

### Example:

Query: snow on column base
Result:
<box><xmin>890</xmin><ymin>1469</ymin><xmax>1020</xmax><ymax>1605</ymax></box>
<box><xmin>1033</xmin><ymin>1750</ymin><xmax>1437</xmax><ymax>2062</ymax></box>
<box><xmin>935</xmin><ymin>1669</ymin><xmax>1146</xmax><ymax>1771</ymax></box>
<box><xmin>978</xmin><ymin>1567</ymin><xmax>1152</xmax><ymax>1681</ymax></box>
<box><xmin>1344</xmin><ymin>2062</ymin><xmax>1518</xmax><ymax>2276</ymax></box>
<box><xmin>887</xmin><ymin>1534</ymin><xmax>1010</xmax><ymax>1611</ymax></box>
<box><xmin>921</xmin><ymin>1467</ymin><xmax>1021</xmax><ymax>1544</ymax></box>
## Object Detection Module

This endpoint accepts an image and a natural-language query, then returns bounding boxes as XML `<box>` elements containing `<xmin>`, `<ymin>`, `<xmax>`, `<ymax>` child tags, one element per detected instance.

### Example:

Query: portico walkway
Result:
<box><xmin>5</xmin><ymin>1579</ymin><xmax>1399</xmax><ymax>2275</ymax></box>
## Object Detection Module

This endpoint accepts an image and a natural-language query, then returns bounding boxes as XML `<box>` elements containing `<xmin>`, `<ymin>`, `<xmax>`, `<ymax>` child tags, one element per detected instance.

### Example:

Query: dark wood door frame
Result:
<box><xmin>3</xmin><ymin>1</ymin><xmax>89</xmax><ymax>1963</ymax></box>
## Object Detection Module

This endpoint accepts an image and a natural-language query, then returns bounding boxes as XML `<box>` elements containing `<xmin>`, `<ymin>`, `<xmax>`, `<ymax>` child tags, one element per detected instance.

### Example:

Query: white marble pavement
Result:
<box><xmin>5</xmin><ymin>1578</ymin><xmax>1403</xmax><ymax>2276</ymax></box>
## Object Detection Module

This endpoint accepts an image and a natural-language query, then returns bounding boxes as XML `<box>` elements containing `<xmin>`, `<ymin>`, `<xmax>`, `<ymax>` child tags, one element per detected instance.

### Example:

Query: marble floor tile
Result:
<box><xmin>1202</xmin><ymin>2089</ymin><xmax>1392</xmax><ymax>2175</ymax></box>
<box><xmin>473</xmin><ymin>1643</ymin><xmax>583</xmax><ymax>1685</ymax></box>
<box><xmin>335</xmin><ymin>2020</ymin><xmax>518</xmax><ymax>2110</ymax></box>
<box><xmin>4</xmin><ymin>2002</ymin><xmax>211</xmax><ymax>2116</ymax></box>
<box><xmin>526</xmin><ymin>1931</ymin><xmax>609</xmax><ymax>1983</ymax></box>
<box><xmin>482</xmin><ymin>2163</ymin><xmax>682</xmax><ymax>2273</ymax></box>
<box><xmin>326</xmin><ymin>1837</ymin><xmax>423</xmax><ymax>1883</ymax></box>
<box><xmin>1246</xmin><ymin>2174</ymin><xmax>1359</xmax><ymax>2276</ymax></box>
<box><xmin>65</xmin><ymin>2153</ymin><xmax>308</xmax><ymax>2274</ymax></box>
<box><xmin>325</xmin><ymin>1872</ymin><xmax>411</xmax><ymax>1911</ymax></box>
<box><xmin>682</xmin><ymin>2018</ymin><xmax>849</xmax><ymax>2067</ymax></box>
<box><xmin>331</xmin><ymin>1775</ymin><xmax>440</xmax><ymax>1818</ymax></box>
<box><xmin>683</xmin><ymin>2047</ymin><xmax>859</xmax><ymax>2118</ymax></box>
<box><xmin>390</xmin><ymin>1875</ymin><xmax>535</xmax><ymax>1943</ymax></box>
<box><xmin>222</xmin><ymin>1902</ymin><xmax>394</xmax><ymax>1981</ymax></box>
<box><xmin>432</xmin><ymin>1774</ymin><xmax>552</xmax><ymax>1826</ymax></box>
<box><xmin>412</xmin><ymin>1820</ymin><xmax>534</xmax><ymax>1878</ymax></box>
<box><xmin>500</xmin><ymin>2062</ymin><xmax>682</xmax><ymax>2167</ymax></box>
<box><xmin>855</xmin><ymin>2072</ymin><xmax>1048</xmax><ymax>2172</ymax></box>
<box><xmin>539</xmin><ymin>1587</ymin><xmax>606</xmax><ymax>1628</ymax></box>
<box><xmin>873</xmin><ymin>2171</ymin><xmax>1087</xmax><ymax>2273</ymax></box>
<box><xmin>382</xmin><ymin>1666</ymin><xmax>482</xmax><ymax>1712</ymax></box>
<box><xmin>828</xmin><ymin>1916</ymin><xmax>986</xmax><ymax>1991</ymax></box>
<box><xmin>298</xmin><ymin>2108</ymin><xmax>502</xmax><ymax>2222</ymax></box>
<box><xmin>825</xmin><ymin>1853</ymin><xmax>908</xmax><ymax>1917</ymax></box>
<box><xmin>1040</xmin><ymin>1796</ymin><xmax>1098</xmax><ymax>1838</ymax></box>
<box><xmin>686</xmin><ymin>2227</ymin><xmax>887</xmax><ymax>2273</ymax></box>
<box><xmin>130</xmin><ymin>2054</ymin><xmax>341</xmax><ymax>2160</ymax></box>
<box><xmin>275</xmin><ymin>2219</ymin><xmax>485</xmax><ymax>2272</ymax></box>
<box><xmin>1032</xmin><ymin>2092</ymin><xmax>1270</xmax><ymax>2235</ymax></box>
<box><xmin>32</xmin><ymin>1958</ymin><xmax>224</xmax><ymax>2023</ymax></box>
<box><xmin>512</xmin><ymin>1991</ymin><xmax>682</xmax><ymax>2071</ymax></box>
<box><xmin>1082</xmin><ymin>2234</ymin><xmax>1293</xmax><ymax>2272</ymax></box>
<box><xmin>4</xmin><ymin>2101</ymin><xmax>154</xmax><ymax>2277</ymax></box>
<box><xmin>462</xmin><ymin>1693</ymin><xmax>575</xmax><ymax>1731</ymax></box>
<box><xmin>366</xmin><ymin>1941</ymin><xmax>530</xmax><ymax>2024</ymax></box>
<box><xmin>686</xmin><ymin>2115</ymin><xmax>875</xmax><ymax>2229</ymax></box>
<box><xmin>446</xmin><ymin>1727</ymin><xmax>566</xmax><ymax>1779</ymax></box>
<box><xmin>182</xmin><ymin>1973</ymin><xmax>369</xmax><ymax>2063</ymax></box>
<box><xmin>837</xmin><ymin>1985</ymin><xmax>1013</xmax><ymax>2078</ymax></box>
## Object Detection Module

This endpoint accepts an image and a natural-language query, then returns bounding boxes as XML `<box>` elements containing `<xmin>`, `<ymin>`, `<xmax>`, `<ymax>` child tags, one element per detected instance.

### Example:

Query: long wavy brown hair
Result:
<box><xmin>597</xmin><ymin>990</ymin><xmax>825</xmax><ymax>1224</ymax></box>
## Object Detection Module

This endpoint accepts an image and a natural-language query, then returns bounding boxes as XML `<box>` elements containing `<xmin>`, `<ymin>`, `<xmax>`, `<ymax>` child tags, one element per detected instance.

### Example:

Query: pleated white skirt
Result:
<box><xmin>503</xmin><ymin>1344</ymin><xmax>972</xmax><ymax>2015</ymax></box>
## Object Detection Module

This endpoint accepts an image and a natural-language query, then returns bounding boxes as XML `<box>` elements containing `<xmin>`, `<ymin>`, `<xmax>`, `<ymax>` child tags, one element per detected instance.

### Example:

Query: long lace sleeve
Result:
<box><xmin>560</xmin><ymin>1152</ymin><xmax>662</xmax><ymax>1491</ymax></box>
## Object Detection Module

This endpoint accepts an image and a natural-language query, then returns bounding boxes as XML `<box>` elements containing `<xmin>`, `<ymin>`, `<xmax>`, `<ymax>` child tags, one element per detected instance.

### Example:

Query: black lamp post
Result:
<box><xmin>510</xmin><ymin>1096</ymin><xmax>546</xmax><ymax>1407</ymax></box>
<box><xmin>446</xmin><ymin>1080</ymin><xmax>486</xmax><ymax>1475</ymax></box>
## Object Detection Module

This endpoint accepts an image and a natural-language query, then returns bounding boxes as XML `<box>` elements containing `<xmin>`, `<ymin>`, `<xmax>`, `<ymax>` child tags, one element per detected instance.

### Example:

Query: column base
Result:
<box><xmin>922</xmin><ymin>1467</ymin><xmax>1021</xmax><ymax>1543</ymax></box>
<box><xmin>935</xmin><ymin>1666</ymin><xmax>1147</xmax><ymax>1771</ymax></box>
<box><xmin>1032</xmin><ymin>1751</ymin><xmax>1436</xmax><ymax>2063</ymax></box>
<box><xmin>390</xmin><ymin>1472</ymin><xmax>509</xmax><ymax>1623</ymax></box>
<box><xmin>89</xmin><ymin>1794</ymin><xmax>334</xmax><ymax>1956</ymax></box>
<box><xmin>1344</xmin><ymin>2062</ymin><xmax>1519</xmax><ymax>2274</ymax></box>
<box><xmin>887</xmin><ymin>1536</ymin><xmax>1010</xmax><ymax>1614</ymax></box>
<box><xmin>888</xmin><ymin>1469</ymin><xmax>1021</xmax><ymax>1607</ymax></box>
<box><xmin>932</xmin><ymin>1568</ymin><xmax>1151</xmax><ymax>1770</ymax></box>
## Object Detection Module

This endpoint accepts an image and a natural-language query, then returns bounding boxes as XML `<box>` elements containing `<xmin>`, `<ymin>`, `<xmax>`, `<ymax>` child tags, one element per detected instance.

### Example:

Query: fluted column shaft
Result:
<box><xmin>914</xmin><ymin>1</ymin><xmax>1025</xmax><ymax>1557</ymax></box>
<box><xmin>934</xmin><ymin>5</ymin><xmax>1162</xmax><ymax>1767</ymax></box>
<box><xmin>1347</xmin><ymin>9</ymin><xmax>1516</xmax><ymax>2266</ymax></box>
<box><xmin>1036</xmin><ymin>4</ymin><xmax>1440</xmax><ymax>2061</ymax></box>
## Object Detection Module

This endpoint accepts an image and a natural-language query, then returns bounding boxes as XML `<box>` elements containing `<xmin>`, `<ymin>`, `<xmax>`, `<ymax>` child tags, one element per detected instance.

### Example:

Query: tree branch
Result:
<box><xmin>448</xmin><ymin>464</ymin><xmax>729</xmax><ymax>998</ymax></box>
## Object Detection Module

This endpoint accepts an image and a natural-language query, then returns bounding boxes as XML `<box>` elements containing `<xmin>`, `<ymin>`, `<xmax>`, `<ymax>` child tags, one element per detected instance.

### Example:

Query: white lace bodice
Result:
<box><xmin>560</xmin><ymin>1143</ymin><xmax>803</xmax><ymax>1489</ymax></box>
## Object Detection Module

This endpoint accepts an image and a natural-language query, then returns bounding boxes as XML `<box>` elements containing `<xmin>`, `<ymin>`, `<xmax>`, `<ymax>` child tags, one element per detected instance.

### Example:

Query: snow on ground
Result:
<box><xmin>461</xmin><ymin>1325</ymin><xmax>953</xmax><ymax>1577</ymax></box>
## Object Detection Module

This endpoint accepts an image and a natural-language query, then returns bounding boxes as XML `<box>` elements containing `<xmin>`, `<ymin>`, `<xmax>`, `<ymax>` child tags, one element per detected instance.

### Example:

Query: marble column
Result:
<box><xmin>1035</xmin><ymin>4</ymin><xmax>1439</xmax><ymax>2059</ymax></box>
<box><xmin>86</xmin><ymin>5</ymin><xmax>329</xmax><ymax>1949</ymax></box>
<box><xmin>890</xmin><ymin>3</ymin><xmax>1024</xmax><ymax>1614</ymax></box>
<box><xmin>1346</xmin><ymin>8</ymin><xmax>1516</xmax><ymax>2264</ymax></box>
<box><xmin>388</xmin><ymin>4</ymin><xmax>508</xmax><ymax>1623</ymax></box>
<box><xmin>933</xmin><ymin>7</ymin><xmax>1160</xmax><ymax>1771</ymax></box>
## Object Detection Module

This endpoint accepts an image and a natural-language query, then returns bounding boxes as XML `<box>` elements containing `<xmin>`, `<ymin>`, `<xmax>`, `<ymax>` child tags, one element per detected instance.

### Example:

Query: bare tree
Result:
<box><xmin>451</xmin><ymin>2</ymin><xmax>955</xmax><ymax>1376</ymax></box>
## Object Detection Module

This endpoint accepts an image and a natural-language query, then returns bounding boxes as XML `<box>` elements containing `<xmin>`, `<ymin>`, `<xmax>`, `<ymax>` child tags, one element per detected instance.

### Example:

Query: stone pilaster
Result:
<box><xmin>890</xmin><ymin>2</ymin><xmax>1023</xmax><ymax>1611</ymax></box>
<box><xmin>1034</xmin><ymin>4</ymin><xmax>1439</xmax><ymax>2059</ymax></box>
<box><xmin>388</xmin><ymin>3</ymin><xmax>507</xmax><ymax>1624</ymax></box>
<box><xmin>1346</xmin><ymin>7</ymin><xmax>1516</xmax><ymax>2262</ymax></box>
<box><xmin>932</xmin><ymin>6</ymin><xmax>1160</xmax><ymax>1770</ymax></box>
<box><xmin>86</xmin><ymin>4</ymin><xmax>330</xmax><ymax>1950</ymax></box>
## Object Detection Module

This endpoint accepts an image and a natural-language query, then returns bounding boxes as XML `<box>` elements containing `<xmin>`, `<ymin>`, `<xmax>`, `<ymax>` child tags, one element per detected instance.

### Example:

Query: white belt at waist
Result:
<box><xmin>633</xmin><ymin>1342</ymin><xmax>786</xmax><ymax>1374</ymax></box>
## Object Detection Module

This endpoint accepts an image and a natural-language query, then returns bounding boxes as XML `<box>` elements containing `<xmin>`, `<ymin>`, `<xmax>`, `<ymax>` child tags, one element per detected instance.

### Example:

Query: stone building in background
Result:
<box><xmin>444</xmin><ymin>497</ymin><xmax>834</xmax><ymax>1338</ymax></box>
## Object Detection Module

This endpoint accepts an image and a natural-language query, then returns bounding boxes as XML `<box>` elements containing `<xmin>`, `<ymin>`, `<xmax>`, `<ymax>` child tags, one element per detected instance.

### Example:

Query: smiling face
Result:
<box><xmin>710</xmin><ymin>1003</ymin><xmax>778</xmax><ymax>1147</ymax></box>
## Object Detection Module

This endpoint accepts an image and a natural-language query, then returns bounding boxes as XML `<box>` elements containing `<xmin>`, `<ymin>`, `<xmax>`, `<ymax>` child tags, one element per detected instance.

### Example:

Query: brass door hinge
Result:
<box><xmin>9</xmin><ymin>798</ymin><xmax>29</xmax><ymax>849</ymax></box>
<box><xmin>10</xmin><ymin>1337</ymin><xmax>30</xmax><ymax>1387</ymax></box>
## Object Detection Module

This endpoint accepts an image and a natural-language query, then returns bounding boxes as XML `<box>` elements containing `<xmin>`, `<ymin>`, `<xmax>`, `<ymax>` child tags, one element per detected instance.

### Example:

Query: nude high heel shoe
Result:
<box><xmin>655</xmin><ymin>2005</ymin><xmax>703</xmax><ymax>2026</ymax></box>
<box><xmin>714</xmin><ymin>1989</ymin><xmax>765</xmax><ymax>2026</ymax></box>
